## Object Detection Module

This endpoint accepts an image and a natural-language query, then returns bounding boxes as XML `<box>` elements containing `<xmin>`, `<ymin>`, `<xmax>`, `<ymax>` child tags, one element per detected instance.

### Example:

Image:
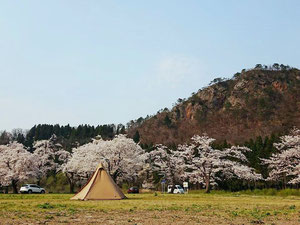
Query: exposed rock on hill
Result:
<box><xmin>129</xmin><ymin>67</ymin><xmax>300</xmax><ymax>146</ymax></box>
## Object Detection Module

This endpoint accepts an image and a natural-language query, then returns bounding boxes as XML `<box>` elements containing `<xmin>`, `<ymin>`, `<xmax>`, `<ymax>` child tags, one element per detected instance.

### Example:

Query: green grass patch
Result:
<box><xmin>0</xmin><ymin>192</ymin><xmax>300</xmax><ymax>224</ymax></box>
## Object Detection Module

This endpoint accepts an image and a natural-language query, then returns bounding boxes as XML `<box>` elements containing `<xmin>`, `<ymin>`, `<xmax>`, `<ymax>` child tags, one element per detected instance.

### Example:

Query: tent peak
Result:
<box><xmin>97</xmin><ymin>163</ymin><xmax>104</xmax><ymax>169</ymax></box>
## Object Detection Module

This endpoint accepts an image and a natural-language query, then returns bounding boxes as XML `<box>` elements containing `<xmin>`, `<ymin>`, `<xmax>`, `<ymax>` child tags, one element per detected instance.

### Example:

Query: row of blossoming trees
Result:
<box><xmin>0</xmin><ymin>128</ymin><xmax>299</xmax><ymax>193</ymax></box>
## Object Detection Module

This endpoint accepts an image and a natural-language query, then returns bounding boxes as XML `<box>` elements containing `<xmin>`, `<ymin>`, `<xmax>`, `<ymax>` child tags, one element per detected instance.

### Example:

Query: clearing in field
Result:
<box><xmin>0</xmin><ymin>191</ymin><xmax>300</xmax><ymax>225</ymax></box>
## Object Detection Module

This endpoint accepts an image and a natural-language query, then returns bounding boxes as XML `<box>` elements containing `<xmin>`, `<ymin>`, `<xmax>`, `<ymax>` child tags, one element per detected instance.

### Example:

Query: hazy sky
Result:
<box><xmin>0</xmin><ymin>0</ymin><xmax>300</xmax><ymax>131</ymax></box>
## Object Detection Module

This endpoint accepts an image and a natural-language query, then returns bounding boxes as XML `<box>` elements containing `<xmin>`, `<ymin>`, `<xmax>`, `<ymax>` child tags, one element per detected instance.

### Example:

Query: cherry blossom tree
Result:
<box><xmin>289</xmin><ymin>164</ymin><xmax>300</xmax><ymax>185</ymax></box>
<box><xmin>178</xmin><ymin>135</ymin><xmax>262</xmax><ymax>193</ymax></box>
<box><xmin>147</xmin><ymin>144</ymin><xmax>184</xmax><ymax>185</ymax></box>
<box><xmin>62</xmin><ymin>134</ymin><xmax>146</xmax><ymax>192</ymax></box>
<box><xmin>33</xmin><ymin>135</ymin><xmax>70</xmax><ymax>184</ymax></box>
<box><xmin>261</xmin><ymin>127</ymin><xmax>300</xmax><ymax>188</ymax></box>
<box><xmin>139</xmin><ymin>163</ymin><xmax>155</xmax><ymax>190</ymax></box>
<box><xmin>0</xmin><ymin>142</ymin><xmax>37</xmax><ymax>193</ymax></box>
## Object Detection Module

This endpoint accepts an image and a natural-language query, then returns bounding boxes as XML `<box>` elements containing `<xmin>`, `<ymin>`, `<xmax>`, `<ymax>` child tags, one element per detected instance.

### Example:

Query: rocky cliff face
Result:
<box><xmin>129</xmin><ymin>68</ymin><xmax>300</xmax><ymax>146</ymax></box>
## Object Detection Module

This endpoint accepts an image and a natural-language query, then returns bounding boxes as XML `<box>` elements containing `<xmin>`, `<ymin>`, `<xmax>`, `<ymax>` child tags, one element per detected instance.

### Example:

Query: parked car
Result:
<box><xmin>167</xmin><ymin>185</ymin><xmax>184</xmax><ymax>194</ymax></box>
<box><xmin>127</xmin><ymin>187</ymin><xmax>139</xmax><ymax>194</ymax></box>
<box><xmin>20</xmin><ymin>184</ymin><xmax>45</xmax><ymax>194</ymax></box>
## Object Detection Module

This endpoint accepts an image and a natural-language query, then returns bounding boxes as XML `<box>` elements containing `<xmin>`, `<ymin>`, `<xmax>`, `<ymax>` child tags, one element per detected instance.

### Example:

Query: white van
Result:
<box><xmin>167</xmin><ymin>185</ymin><xmax>184</xmax><ymax>194</ymax></box>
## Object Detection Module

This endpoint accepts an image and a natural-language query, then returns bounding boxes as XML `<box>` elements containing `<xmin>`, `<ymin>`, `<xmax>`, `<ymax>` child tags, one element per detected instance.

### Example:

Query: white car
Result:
<box><xmin>20</xmin><ymin>184</ymin><xmax>45</xmax><ymax>194</ymax></box>
<box><xmin>167</xmin><ymin>185</ymin><xmax>184</xmax><ymax>194</ymax></box>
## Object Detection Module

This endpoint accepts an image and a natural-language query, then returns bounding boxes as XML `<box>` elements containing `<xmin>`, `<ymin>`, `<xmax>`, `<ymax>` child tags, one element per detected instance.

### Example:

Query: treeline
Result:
<box><xmin>214</xmin><ymin>134</ymin><xmax>281</xmax><ymax>178</ymax></box>
<box><xmin>137</xmin><ymin>132</ymin><xmax>282</xmax><ymax>191</ymax></box>
<box><xmin>0</xmin><ymin>125</ymin><xmax>282</xmax><ymax>177</ymax></box>
<box><xmin>0</xmin><ymin>124</ymin><xmax>295</xmax><ymax>192</ymax></box>
<box><xmin>0</xmin><ymin>123</ymin><xmax>126</xmax><ymax>151</ymax></box>
<box><xmin>213</xmin><ymin>134</ymin><xmax>282</xmax><ymax>191</ymax></box>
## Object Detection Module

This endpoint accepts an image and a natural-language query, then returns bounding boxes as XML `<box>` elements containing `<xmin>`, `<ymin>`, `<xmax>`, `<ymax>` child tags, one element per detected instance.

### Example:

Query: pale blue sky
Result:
<box><xmin>0</xmin><ymin>0</ymin><xmax>299</xmax><ymax>131</ymax></box>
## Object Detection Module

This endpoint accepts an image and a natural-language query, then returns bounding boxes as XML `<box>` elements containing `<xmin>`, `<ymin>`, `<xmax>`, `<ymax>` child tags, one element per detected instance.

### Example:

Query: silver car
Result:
<box><xmin>20</xmin><ymin>184</ymin><xmax>45</xmax><ymax>194</ymax></box>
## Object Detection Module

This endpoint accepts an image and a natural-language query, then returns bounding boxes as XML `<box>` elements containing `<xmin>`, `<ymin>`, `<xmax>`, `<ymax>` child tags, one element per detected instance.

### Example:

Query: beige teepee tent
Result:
<box><xmin>71</xmin><ymin>163</ymin><xmax>126</xmax><ymax>200</ymax></box>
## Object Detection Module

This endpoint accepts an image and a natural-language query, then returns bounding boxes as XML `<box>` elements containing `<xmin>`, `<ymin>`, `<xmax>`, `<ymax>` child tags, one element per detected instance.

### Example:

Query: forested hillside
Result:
<box><xmin>128</xmin><ymin>64</ymin><xmax>300</xmax><ymax>147</ymax></box>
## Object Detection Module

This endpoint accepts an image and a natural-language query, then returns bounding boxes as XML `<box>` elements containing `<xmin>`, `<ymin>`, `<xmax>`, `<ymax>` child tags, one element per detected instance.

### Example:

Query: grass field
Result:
<box><xmin>0</xmin><ymin>191</ymin><xmax>300</xmax><ymax>224</ymax></box>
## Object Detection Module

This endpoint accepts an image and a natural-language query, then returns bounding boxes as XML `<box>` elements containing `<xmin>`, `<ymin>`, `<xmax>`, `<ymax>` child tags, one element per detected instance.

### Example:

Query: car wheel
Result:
<box><xmin>40</xmin><ymin>190</ymin><xmax>45</xmax><ymax>194</ymax></box>
<box><xmin>28</xmin><ymin>190</ymin><xmax>32</xmax><ymax>194</ymax></box>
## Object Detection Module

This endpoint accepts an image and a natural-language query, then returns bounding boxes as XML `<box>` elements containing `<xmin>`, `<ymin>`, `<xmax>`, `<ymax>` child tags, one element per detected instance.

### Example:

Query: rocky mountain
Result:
<box><xmin>128</xmin><ymin>65</ymin><xmax>300</xmax><ymax>146</ymax></box>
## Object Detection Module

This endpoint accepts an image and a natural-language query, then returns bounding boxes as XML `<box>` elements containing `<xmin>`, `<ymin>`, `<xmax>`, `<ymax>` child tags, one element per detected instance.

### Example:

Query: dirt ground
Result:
<box><xmin>1</xmin><ymin>210</ymin><xmax>300</xmax><ymax>225</ymax></box>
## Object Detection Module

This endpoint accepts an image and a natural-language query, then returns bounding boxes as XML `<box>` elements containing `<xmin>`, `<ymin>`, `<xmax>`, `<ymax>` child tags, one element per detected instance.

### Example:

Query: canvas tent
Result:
<box><xmin>71</xmin><ymin>163</ymin><xmax>126</xmax><ymax>200</ymax></box>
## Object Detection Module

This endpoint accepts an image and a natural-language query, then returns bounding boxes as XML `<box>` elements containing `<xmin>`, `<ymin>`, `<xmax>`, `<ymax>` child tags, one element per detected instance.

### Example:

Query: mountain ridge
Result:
<box><xmin>128</xmin><ymin>64</ymin><xmax>300</xmax><ymax>146</ymax></box>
